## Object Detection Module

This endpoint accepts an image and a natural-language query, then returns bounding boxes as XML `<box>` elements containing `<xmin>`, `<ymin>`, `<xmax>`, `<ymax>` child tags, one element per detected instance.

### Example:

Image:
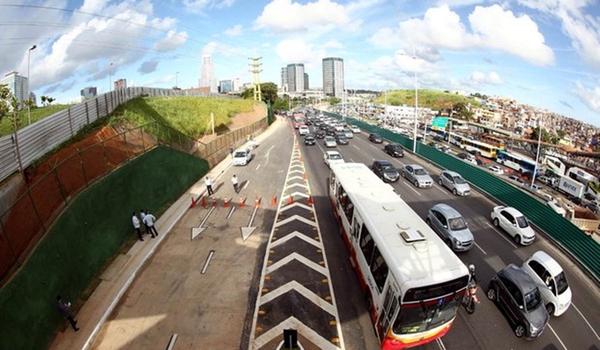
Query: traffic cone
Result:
<box><xmin>288</xmin><ymin>195</ymin><xmax>294</xmax><ymax>205</ymax></box>
<box><xmin>239</xmin><ymin>197</ymin><xmax>246</xmax><ymax>208</ymax></box>
<box><xmin>307</xmin><ymin>196</ymin><xmax>314</xmax><ymax>205</ymax></box>
<box><xmin>201</xmin><ymin>196</ymin><xmax>207</xmax><ymax>208</ymax></box>
<box><xmin>190</xmin><ymin>196</ymin><xmax>197</xmax><ymax>208</ymax></box>
<box><xmin>255</xmin><ymin>197</ymin><xmax>262</xmax><ymax>208</ymax></box>
<box><xmin>271</xmin><ymin>195</ymin><xmax>277</xmax><ymax>207</ymax></box>
<box><xmin>224</xmin><ymin>198</ymin><xmax>230</xmax><ymax>208</ymax></box>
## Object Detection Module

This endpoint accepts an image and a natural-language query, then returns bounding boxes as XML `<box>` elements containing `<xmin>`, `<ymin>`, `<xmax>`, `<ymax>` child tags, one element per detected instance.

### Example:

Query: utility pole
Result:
<box><xmin>26</xmin><ymin>45</ymin><xmax>36</xmax><ymax>125</ymax></box>
<box><xmin>412</xmin><ymin>50</ymin><xmax>419</xmax><ymax>153</ymax></box>
<box><xmin>108</xmin><ymin>62</ymin><xmax>114</xmax><ymax>92</ymax></box>
<box><xmin>248</xmin><ymin>57</ymin><xmax>262</xmax><ymax>102</ymax></box>
<box><xmin>531</xmin><ymin>118</ymin><xmax>543</xmax><ymax>188</ymax></box>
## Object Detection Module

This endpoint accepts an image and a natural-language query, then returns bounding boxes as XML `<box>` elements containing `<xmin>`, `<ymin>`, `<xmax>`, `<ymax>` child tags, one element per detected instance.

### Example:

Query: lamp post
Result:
<box><xmin>108</xmin><ymin>62</ymin><xmax>114</xmax><ymax>92</ymax></box>
<box><xmin>531</xmin><ymin>118</ymin><xmax>543</xmax><ymax>188</ymax></box>
<box><xmin>412</xmin><ymin>50</ymin><xmax>419</xmax><ymax>153</ymax></box>
<box><xmin>26</xmin><ymin>45</ymin><xmax>36</xmax><ymax>125</ymax></box>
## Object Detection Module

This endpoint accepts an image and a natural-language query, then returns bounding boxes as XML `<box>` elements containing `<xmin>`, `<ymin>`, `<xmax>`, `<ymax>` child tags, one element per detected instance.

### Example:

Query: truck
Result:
<box><xmin>565</xmin><ymin>206</ymin><xmax>600</xmax><ymax>234</ymax></box>
<box><xmin>558</xmin><ymin>176</ymin><xmax>585</xmax><ymax>198</ymax></box>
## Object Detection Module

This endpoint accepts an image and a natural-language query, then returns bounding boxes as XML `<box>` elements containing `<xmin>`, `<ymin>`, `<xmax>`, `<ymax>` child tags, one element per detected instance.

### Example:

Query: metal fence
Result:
<box><xmin>0</xmin><ymin>87</ymin><xmax>204</xmax><ymax>183</ymax></box>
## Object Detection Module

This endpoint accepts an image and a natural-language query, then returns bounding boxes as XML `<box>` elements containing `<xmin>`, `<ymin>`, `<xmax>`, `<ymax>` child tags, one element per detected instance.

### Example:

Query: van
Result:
<box><xmin>232</xmin><ymin>148</ymin><xmax>252</xmax><ymax>166</ymax></box>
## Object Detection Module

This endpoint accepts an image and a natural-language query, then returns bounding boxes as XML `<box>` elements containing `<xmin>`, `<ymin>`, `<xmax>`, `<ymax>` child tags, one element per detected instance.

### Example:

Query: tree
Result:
<box><xmin>272</xmin><ymin>97</ymin><xmax>289</xmax><ymax>112</ymax></box>
<box><xmin>452</xmin><ymin>102</ymin><xmax>473</xmax><ymax>121</ymax></box>
<box><xmin>47</xmin><ymin>96</ymin><xmax>55</xmax><ymax>105</ymax></box>
<box><xmin>530</xmin><ymin>127</ymin><xmax>557</xmax><ymax>144</ymax></box>
<box><xmin>0</xmin><ymin>84</ymin><xmax>12</xmax><ymax>122</ymax></box>
<box><xmin>240</xmin><ymin>82</ymin><xmax>278</xmax><ymax>105</ymax></box>
<box><xmin>40</xmin><ymin>95</ymin><xmax>47</xmax><ymax>106</ymax></box>
<box><xmin>328</xmin><ymin>97</ymin><xmax>341</xmax><ymax>106</ymax></box>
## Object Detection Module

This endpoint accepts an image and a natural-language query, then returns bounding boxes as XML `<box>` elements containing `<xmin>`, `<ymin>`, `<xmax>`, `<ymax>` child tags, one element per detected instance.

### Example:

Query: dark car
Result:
<box><xmin>369</xmin><ymin>133</ymin><xmax>383</xmax><ymax>143</ymax></box>
<box><xmin>304</xmin><ymin>135</ymin><xmax>316</xmax><ymax>145</ymax></box>
<box><xmin>335</xmin><ymin>134</ymin><xmax>349</xmax><ymax>145</ymax></box>
<box><xmin>315</xmin><ymin>130</ymin><xmax>326</xmax><ymax>139</ymax></box>
<box><xmin>320</xmin><ymin>124</ymin><xmax>328</xmax><ymax>131</ymax></box>
<box><xmin>384</xmin><ymin>143</ymin><xmax>404</xmax><ymax>157</ymax></box>
<box><xmin>326</xmin><ymin>129</ymin><xmax>337</xmax><ymax>136</ymax></box>
<box><xmin>371</xmin><ymin>160</ymin><xmax>400</xmax><ymax>182</ymax></box>
<box><xmin>487</xmin><ymin>264</ymin><xmax>549</xmax><ymax>339</ymax></box>
<box><xmin>433</xmin><ymin>135</ymin><xmax>444</xmax><ymax>142</ymax></box>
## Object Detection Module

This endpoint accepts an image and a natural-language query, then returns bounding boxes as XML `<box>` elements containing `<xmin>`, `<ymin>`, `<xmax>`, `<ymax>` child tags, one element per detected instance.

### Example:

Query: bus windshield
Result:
<box><xmin>393</xmin><ymin>294</ymin><xmax>461</xmax><ymax>335</ymax></box>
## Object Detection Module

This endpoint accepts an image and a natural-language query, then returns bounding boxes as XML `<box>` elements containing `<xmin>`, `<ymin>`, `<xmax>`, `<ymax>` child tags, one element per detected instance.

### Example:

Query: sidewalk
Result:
<box><xmin>49</xmin><ymin>117</ymin><xmax>282</xmax><ymax>350</ymax></box>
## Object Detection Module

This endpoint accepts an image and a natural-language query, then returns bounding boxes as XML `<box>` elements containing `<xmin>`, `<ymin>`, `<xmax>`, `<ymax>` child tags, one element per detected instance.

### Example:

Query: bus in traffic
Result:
<box><xmin>496</xmin><ymin>150</ymin><xmax>538</xmax><ymax>176</ymax></box>
<box><xmin>328</xmin><ymin>163</ymin><xmax>470</xmax><ymax>349</ymax></box>
<box><xmin>450</xmin><ymin>134</ymin><xmax>500</xmax><ymax>158</ymax></box>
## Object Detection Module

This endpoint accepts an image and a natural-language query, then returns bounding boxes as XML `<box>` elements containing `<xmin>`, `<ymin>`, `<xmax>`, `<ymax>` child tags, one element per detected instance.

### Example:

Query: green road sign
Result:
<box><xmin>431</xmin><ymin>116</ymin><xmax>448</xmax><ymax>131</ymax></box>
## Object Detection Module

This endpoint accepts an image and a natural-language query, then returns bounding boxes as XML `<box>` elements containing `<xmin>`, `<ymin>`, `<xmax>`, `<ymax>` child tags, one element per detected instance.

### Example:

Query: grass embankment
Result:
<box><xmin>109</xmin><ymin>96</ymin><xmax>255</xmax><ymax>140</ymax></box>
<box><xmin>0</xmin><ymin>104</ymin><xmax>72</xmax><ymax>136</ymax></box>
<box><xmin>0</xmin><ymin>146</ymin><xmax>208</xmax><ymax>350</ymax></box>
<box><xmin>373</xmin><ymin>89</ymin><xmax>480</xmax><ymax>111</ymax></box>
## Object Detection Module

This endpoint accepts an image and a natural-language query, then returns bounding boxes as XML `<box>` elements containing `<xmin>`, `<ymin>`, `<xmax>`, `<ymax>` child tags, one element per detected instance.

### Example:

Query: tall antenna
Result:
<box><xmin>248</xmin><ymin>57</ymin><xmax>263</xmax><ymax>101</ymax></box>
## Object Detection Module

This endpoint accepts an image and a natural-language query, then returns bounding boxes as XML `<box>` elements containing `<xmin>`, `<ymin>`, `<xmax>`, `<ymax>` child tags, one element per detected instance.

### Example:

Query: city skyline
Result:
<box><xmin>0</xmin><ymin>1</ymin><xmax>599</xmax><ymax>126</ymax></box>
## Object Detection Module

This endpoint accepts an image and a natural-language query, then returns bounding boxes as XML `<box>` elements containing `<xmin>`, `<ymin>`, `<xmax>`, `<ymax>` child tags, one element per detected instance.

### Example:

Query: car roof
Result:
<box><xmin>326</xmin><ymin>150</ymin><xmax>340</xmax><ymax>155</ymax></box>
<box><xmin>499</xmin><ymin>264</ymin><xmax>537</xmax><ymax>294</ymax></box>
<box><xmin>431</xmin><ymin>203</ymin><xmax>463</xmax><ymax>219</ymax></box>
<box><xmin>529</xmin><ymin>251</ymin><xmax>563</xmax><ymax>276</ymax></box>
<box><xmin>442</xmin><ymin>170</ymin><xmax>461</xmax><ymax>177</ymax></box>
<box><xmin>407</xmin><ymin>164</ymin><xmax>424</xmax><ymax>170</ymax></box>
<box><xmin>500</xmin><ymin>206</ymin><xmax>525</xmax><ymax>217</ymax></box>
<box><xmin>374</xmin><ymin>160</ymin><xmax>392</xmax><ymax>166</ymax></box>
<box><xmin>387</xmin><ymin>143</ymin><xmax>402</xmax><ymax>148</ymax></box>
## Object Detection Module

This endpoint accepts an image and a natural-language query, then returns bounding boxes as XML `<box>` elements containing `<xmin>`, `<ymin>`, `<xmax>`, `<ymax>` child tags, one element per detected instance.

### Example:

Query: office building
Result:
<box><xmin>322</xmin><ymin>57</ymin><xmax>344</xmax><ymax>98</ymax></box>
<box><xmin>29</xmin><ymin>92</ymin><xmax>37</xmax><ymax>107</ymax></box>
<box><xmin>280</xmin><ymin>67</ymin><xmax>288</xmax><ymax>92</ymax></box>
<box><xmin>80</xmin><ymin>87</ymin><xmax>97</xmax><ymax>101</ymax></box>
<box><xmin>233</xmin><ymin>77</ymin><xmax>241</xmax><ymax>92</ymax></box>
<box><xmin>114</xmin><ymin>79</ymin><xmax>127</xmax><ymax>90</ymax></box>
<box><xmin>286</xmin><ymin>63</ymin><xmax>305</xmax><ymax>93</ymax></box>
<box><xmin>219</xmin><ymin>80</ymin><xmax>233</xmax><ymax>93</ymax></box>
<box><xmin>304</xmin><ymin>73</ymin><xmax>309</xmax><ymax>90</ymax></box>
<box><xmin>199</xmin><ymin>55</ymin><xmax>218</xmax><ymax>93</ymax></box>
<box><xmin>1</xmin><ymin>71</ymin><xmax>28</xmax><ymax>103</ymax></box>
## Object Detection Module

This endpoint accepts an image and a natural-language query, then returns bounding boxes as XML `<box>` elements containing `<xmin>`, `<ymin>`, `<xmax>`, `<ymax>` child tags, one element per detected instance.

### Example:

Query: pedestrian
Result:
<box><xmin>131</xmin><ymin>212</ymin><xmax>143</xmax><ymax>241</ymax></box>
<box><xmin>56</xmin><ymin>295</ymin><xmax>79</xmax><ymax>332</ymax></box>
<box><xmin>143</xmin><ymin>210</ymin><xmax>158</xmax><ymax>238</ymax></box>
<box><xmin>231</xmin><ymin>174</ymin><xmax>239</xmax><ymax>193</ymax></box>
<box><xmin>205</xmin><ymin>176</ymin><xmax>214</xmax><ymax>196</ymax></box>
<box><xmin>229</xmin><ymin>147</ymin><xmax>234</xmax><ymax>158</ymax></box>
<box><xmin>140</xmin><ymin>209</ymin><xmax>149</xmax><ymax>234</ymax></box>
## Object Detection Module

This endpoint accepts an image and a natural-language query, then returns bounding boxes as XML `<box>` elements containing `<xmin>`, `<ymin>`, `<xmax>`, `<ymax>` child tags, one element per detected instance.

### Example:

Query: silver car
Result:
<box><xmin>427</xmin><ymin>204</ymin><xmax>474</xmax><ymax>252</ymax></box>
<box><xmin>439</xmin><ymin>170</ymin><xmax>471</xmax><ymax>196</ymax></box>
<box><xmin>402</xmin><ymin>164</ymin><xmax>433</xmax><ymax>188</ymax></box>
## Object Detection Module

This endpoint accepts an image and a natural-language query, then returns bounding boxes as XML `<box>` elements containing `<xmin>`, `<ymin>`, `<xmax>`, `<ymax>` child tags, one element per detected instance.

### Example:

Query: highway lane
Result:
<box><xmin>298</xmin><ymin>125</ymin><xmax>600</xmax><ymax>350</ymax></box>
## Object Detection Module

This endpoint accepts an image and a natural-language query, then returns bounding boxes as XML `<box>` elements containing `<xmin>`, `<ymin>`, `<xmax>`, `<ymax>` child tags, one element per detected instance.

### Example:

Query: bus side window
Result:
<box><xmin>370</xmin><ymin>247</ymin><xmax>389</xmax><ymax>292</ymax></box>
<box><xmin>352</xmin><ymin>218</ymin><xmax>361</xmax><ymax>240</ymax></box>
<box><xmin>337</xmin><ymin>186</ymin><xmax>355</xmax><ymax>222</ymax></box>
<box><xmin>360</xmin><ymin>225</ymin><xmax>375</xmax><ymax>266</ymax></box>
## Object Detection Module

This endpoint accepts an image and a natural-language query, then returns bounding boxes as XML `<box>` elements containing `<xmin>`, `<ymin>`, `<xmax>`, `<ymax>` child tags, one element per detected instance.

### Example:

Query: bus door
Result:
<box><xmin>351</xmin><ymin>211</ymin><xmax>363</xmax><ymax>248</ymax></box>
<box><xmin>376</xmin><ymin>281</ymin><xmax>399</xmax><ymax>341</ymax></box>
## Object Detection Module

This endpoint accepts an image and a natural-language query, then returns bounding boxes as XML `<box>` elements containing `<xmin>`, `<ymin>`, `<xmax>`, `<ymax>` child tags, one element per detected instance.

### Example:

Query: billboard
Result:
<box><xmin>431</xmin><ymin>116</ymin><xmax>448</xmax><ymax>131</ymax></box>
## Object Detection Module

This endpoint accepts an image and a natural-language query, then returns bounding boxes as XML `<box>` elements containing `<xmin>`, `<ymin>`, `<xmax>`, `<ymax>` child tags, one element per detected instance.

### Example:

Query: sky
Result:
<box><xmin>1</xmin><ymin>0</ymin><xmax>599</xmax><ymax>126</ymax></box>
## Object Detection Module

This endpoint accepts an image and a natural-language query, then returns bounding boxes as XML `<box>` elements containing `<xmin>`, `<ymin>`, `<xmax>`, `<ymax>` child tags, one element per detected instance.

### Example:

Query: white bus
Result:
<box><xmin>328</xmin><ymin>163</ymin><xmax>469</xmax><ymax>349</ymax></box>
<box><xmin>544</xmin><ymin>155</ymin><xmax>566</xmax><ymax>176</ymax></box>
<box><xmin>496</xmin><ymin>150</ymin><xmax>539</xmax><ymax>176</ymax></box>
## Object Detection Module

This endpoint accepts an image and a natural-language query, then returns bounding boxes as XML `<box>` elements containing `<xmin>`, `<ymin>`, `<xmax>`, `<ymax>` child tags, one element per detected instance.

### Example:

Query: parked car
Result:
<box><xmin>324</xmin><ymin>136</ymin><xmax>337</xmax><ymax>148</ymax></box>
<box><xmin>509</xmin><ymin>175</ymin><xmax>525</xmax><ymax>186</ymax></box>
<box><xmin>298</xmin><ymin>125</ymin><xmax>310</xmax><ymax>136</ymax></box>
<box><xmin>232</xmin><ymin>148</ymin><xmax>252</xmax><ymax>166</ymax></box>
<box><xmin>402</xmin><ymin>164</ymin><xmax>433</xmax><ymax>188</ymax></box>
<box><xmin>439</xmin><ymin>170</ymin><xmax>471</xmax><ymax>196</ymax></box>
<box><xmin>304</xmin><ymin>135</ymin><xmax>316</xmax><ymax>146</ymax></box>
<box><xmin>315</xmin><ymin>130</ymin><xmax>326</xmax><ymax>139</ymax></box>
<box><xmin>489</xmin><ymin>165</ymin><xmax>505</xmax><ymax>175</ymax></box>
<box><xmin>491</xmin><ymin>206</ymin><xmax>536</xmax><ymax>245</ymax></box>
<box><xmin>335</xmin><ymin>134</ymin><xmax>349</xmax><ymax>145</ymax></box>
<box><xmin>521</xmin><ymin>251</ymin><xmax>572</xmax><ymax>317</ymax></box>
<box><xmin>384</xmin><ymin>143</ymin><xmax>404</xmax><ymax>158</ymax></box>
<box><xmin>324</xmin><ymin>151</ymin><xmax>344</xmax><ymax>167</ymax></box>
<box><xmin>487</xmin><ymin>264</ymin><xmax>549</xmax><ymax>338</ymax></box>
<box><xmin>369</xmin><ymin>133</ymin><xmax>383</xmax><ymax>143</ymax></box>
<box><xmin>350</xmin><ymin>125</ymin><xmax>361</xmax><ymax>133</ymax></box>
<box><xmin>371</xmin><ymin>160</ymin><xmax>400</xmax><ymax>183</ymax></box>
<box><xmin>426</xmin><ymin>204</ymin><xmax>474</xmax><ymax>252</ymax></box>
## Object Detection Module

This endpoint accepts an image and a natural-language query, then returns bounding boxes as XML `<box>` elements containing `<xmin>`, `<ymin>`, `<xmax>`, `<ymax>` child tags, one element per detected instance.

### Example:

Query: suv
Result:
<box><xmin>369</xmin><ymin>133</ymin><xmax>383</xmax><ymax>143</ymax></box>
<box><xmin>315</xmin><ymin>130</ymin><xmax>326</xmax><ymax>139</ymax></box>
<box><xmin>487</xmin><ymin>264</ymin><xmax>549</xmax><ymax>338</ymax></box>
<box><xmin>384</xmin><ymin>144</ymin><xmax>404</xmax><ymax>158</ymax></box>
<box><xmin>335</xmin><ymin>134</ymin><xmax>349</xmax><ymax>145</ymax></box>
<box><xmin>304</xmin><ymin>135</ymin><xmax>316</xmax><ymax>146</ymax></box>
<box><xmin>439</xmin><ymin>170</ymin><xmax>471</xmax><ymax>196</ymax></box>
<box><xmin>371</xmin><ymin>160</ymin><xmax>400</xmax><ymax>183</ymax></box>
<box><xmin>402</xmin><ymin>164</ymin><xmax>433</xmax><ymax>188</ymax></box>
<box><xmin>426</xmin><ymin>204</ymin><xmax>473</xmax><ymax>252</ymax></box>
<box><xmin>491</xmin><ymin>206</ymin><xmax>536</xmax><ymax>245</ymax></box>
<box><xmin>298</xmin><ymin>125</ymin><xmax>310</xmax><ymax>135</ymax></box>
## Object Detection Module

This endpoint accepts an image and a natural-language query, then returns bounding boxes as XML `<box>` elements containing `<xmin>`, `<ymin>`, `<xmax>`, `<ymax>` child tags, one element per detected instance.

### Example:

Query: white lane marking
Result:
<box><xmin>226</xmin><ymin>206</ymin><xmax>236</xmax><ymax>219</ymax></box>
<box><xmin>166</xmin><ymin>334</ymin><xmax>178</xmax><ymax>350</ymax></box>
<box><xmin>435</xmin><ymin>338</ymin><xmax>447</xmax><ymax>350</ymax></box>
<box><xmin>572</xmin><ymin>303</ymin><xmax>600</xmax><ymax>341</ymax></box>
<box><xmin>486</xmin><ymin>222</ymin><xmax>519</xmax><ymax>249</ymax></box>
<box><xmin>402</xmin><ymin>181</ymin><xmax>422</xmax><ymax>197</ymax></box>
<box><xmin>352</xmin><ymin>144</ymin><xmax>360</xmax><ymax>150</ymax></box>
<box><xmin>255</xmin><ymin>163</ymin><xmax>261</xmax><ymax>170</ymax></box>
<box><xmin>242</xmin><ymin>180</ymin><xmax>250</xmax><ymax>191</ymax></box>
<box><xmin>547</xmin><ymin>324</ymin><xmax>568</xmax><ymax>350</ymax></box>
<box><xmin>434</xmin><ymin>183</ymin><xmax>451</xmax><ymax>197</ymax></box>
<box><xmin>474</xmin><ymin>242</ymin><xmax>488</xmax><ymax>255</ymax></box>
<box><xmin>201</xmin><ymin>250</ymin><xmax>215</xmax><ymax>274</ymax></box>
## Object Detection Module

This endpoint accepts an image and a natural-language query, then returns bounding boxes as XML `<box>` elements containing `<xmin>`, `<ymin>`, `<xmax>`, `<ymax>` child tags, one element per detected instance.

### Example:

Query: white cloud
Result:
<box><xmin>371</xmin><ymin>5</ymin><xmax>554</xmax><ymax>66</ymax></box>
<box><xmin>322</xmin><ymin>39</ymin><xmax>344</xmax><ymax>49</ymax></box>
<box><xmin>436</xmin><ymin>0</ymin><xmax>488</xmax><ymax>6</ymax></box>
<box><xmin>275</xmin><ymin>38</ymin><xmax>326</xmax><ymax>66</ymax></box>
<box><xmin>182</xmin><ymin>0</ymin><xmax>235</xmax><ymax>13</ymax></box>
<box><xmin>201</xmin><ymin>41</ymin><xmax>246</xmax><ymax>58</ymax></box>
<box><xmin>469</xmin><ymin>71</ymin><xmax>503</xmax><ymax>85</ymax></box>
<box><xmin>154</xmin><ymin>30</ymin><xmax>188</xmax><ymax>52</ymax></box>
<box><xmin>224</xmin><ymin>24</ymin><xmax>243</xmax><ymax>36</ymax></box>
<box><xmin>576</xmin><ymin>82</ymin><xmax>600</xmax><ymax>113</ymax></box>
<box><xmin>256</xmin><ymin>0</ymin><xmax>351</xmax><ymax>32</ymax></box>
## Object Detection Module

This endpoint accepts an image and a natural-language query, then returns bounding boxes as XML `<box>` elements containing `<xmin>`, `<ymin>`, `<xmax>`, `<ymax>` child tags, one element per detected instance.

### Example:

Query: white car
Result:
<box><xmin>489</xmin><ymin>165</ymin><xmax>504</xmax><ymax>175</ymax></box>
<box><xmin>350</xmin><ymin>125</ymin><xmax>361</xmax><ymax>133</ymax></box>
<box><xmin>232</xmin><ymin>148</ymin><xmax>252</xmax><ymax>166</ymax></box>
<box><xmin>546</xmin><ymin>200</ymin><xmax>566</xmax><ymax>217</ymax></box>
<box><xmin>298</xmin><ymin>125</ymin><xmax>310</xmax><ymax>136</ymax></box>
<box><xmin>324</xmin><ymin>151</ymin><xmax>345</xmax><ymax>167</ymax></box>
<box><xmin>490</xmin><ymin>206</ymin><xmax>536</xmax><ymax>245</ymax></box>
<box><xmin>522</xmin><ymin>251</ymin><xmax>572</xmax><ymax>316</ymax></box>
<box><xmin>324</xmin><ymin>136</ymin><xmax>337</xmax><ymax>148</ymax></box>
<box><xmin>343</xmin><ymin>129</ymin><xmax>354</xmax><ymax>139</ymax></box>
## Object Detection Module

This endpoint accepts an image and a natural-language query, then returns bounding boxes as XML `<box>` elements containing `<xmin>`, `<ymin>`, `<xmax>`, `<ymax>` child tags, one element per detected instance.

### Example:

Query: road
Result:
<box><xmin>299</xmin><ymin>124</ymin><xmax>600</xmax><ymax>350</ymax></box>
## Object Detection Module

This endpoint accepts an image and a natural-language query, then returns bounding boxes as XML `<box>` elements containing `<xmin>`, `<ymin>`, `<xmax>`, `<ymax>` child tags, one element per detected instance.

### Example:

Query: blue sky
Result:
<box><xmin>1</xmin><ymin>0</ymin><xmax>599</xmax><ymax>126</ymax></box>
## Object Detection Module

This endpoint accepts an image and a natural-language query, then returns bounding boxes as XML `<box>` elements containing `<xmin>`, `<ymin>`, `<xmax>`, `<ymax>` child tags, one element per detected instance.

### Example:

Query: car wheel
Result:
<box><xmin>426</xmin><ymin>218</ymin><xmax>431</xmax><ymax>226</ymax></box>
<box><xmin>438</xmin><ymin>179</ymin><xmax>442</xmax><ymax>185</ymax></box>
<box><xmin>546</xmin><ymin>304</ymin><xmax>555</xmax><ymax>316</ymax></box>
<box><xmin>514</xmin><ymin>324</ymin><xmax>526</xmax><ymax>338</ymax></box>
<box><xmin>414</xmin><ymin>180</ymin><xmax>419</xmax><ymax>188</ymax></box>
<box><xmin>493</xmin><ymin>218</ymin><xmax>499</xmax><ymax>227</ymax></box>
<box><xmin>487</xmin><ymin>287</ymin><xmax>496</xmax><ymax>301</ymax></box>
<box><xmin>514</xmin><ymin>234</ymin><xmax>522</xmax><ymax>245</ymax></box>
<box><xmin>453</xmin><ymin>188</ymin><xmax>458</xmax><ymax>195</ymax></box>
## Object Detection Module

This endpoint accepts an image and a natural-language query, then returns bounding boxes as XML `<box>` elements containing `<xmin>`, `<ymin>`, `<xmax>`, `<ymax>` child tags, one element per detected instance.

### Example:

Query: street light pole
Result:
<box><xmin>531</xmin><ymin>118</ymin><xmax>543</xmax><ymax>188</ymax></box>
<box><xmin>26</xmin><ymin>45</ymin><xmax>36</xmax><ymax>125</ymax></box>
<box><xmin>108</xmin><ymin>62</ymin><xmax>114</xmax><ymax>92</ymax></box>
<box><xmin>412</xmin><ymin>52</ymin><xmax>419</xmax><ymax>153</ymax></box>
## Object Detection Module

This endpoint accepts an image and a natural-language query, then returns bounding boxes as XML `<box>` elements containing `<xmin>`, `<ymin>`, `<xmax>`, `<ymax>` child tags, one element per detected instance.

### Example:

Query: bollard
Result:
<box><xmin>287</xmin><ymin>195</ymin><xmax>294</xmax><ymax>205</ymax></box>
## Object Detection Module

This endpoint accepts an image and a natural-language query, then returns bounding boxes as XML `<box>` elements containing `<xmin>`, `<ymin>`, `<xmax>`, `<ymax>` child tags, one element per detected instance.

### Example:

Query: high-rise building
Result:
<box><xmin>286</xmin><ymin>63</ymin><xmax>305</xmax><ymax>93</ymax></box>
<box><xmin>1</xmin><ymin>71</ymin><xmax>28</xmax><ymax>103</ymax></box>
<box><xmin>80</xmin><ymin>87</ymin><xmax>97</xmax><ymax>101</ymax></box>
<box><xmin>114</xmin><ymin>79</ymin><xmax>127</xmax><ymax>90</ymax></box>
<box><xmin>199</xmin><ymin>55</ymin><xmax>218</xmax><ymax>93</ymax></box>
<box><xmin>219</xmin><ymin>80</ymin><xmax>233</xmax><ymax>93</ymax></box>
<box><xmin>280</xmin><ymin>67</ymin><xmax>288</xmax><ymax>92</ymax></box>
<box><xmin>233</xmin><ymin>77</ymin><xmax>241</xmax><ymax>92</ymax></box>
<box><xmin>304</xmin><ymin>73</ymin><xmax>309</xmax><ymax>90</ymax></box>
<box><xmin>322</xmin><ymin>57</ymin><xmax>344</xmax><ymax>98</ymax></box>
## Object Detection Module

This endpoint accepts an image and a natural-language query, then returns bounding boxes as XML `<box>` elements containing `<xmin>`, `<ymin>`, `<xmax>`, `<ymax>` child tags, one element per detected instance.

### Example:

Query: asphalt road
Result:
<box><xmin>298</xmin><ymin>125</ymin><xmax>600</xmax><ymax>350</ymax></box>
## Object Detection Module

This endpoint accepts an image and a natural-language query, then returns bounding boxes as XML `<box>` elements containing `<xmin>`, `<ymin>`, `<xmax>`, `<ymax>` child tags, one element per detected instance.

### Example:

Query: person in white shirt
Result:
<box><xmin>231</xmin><ymin>174</ymin><xmax>239</xmax><ymax>193</ymax></box>
<box><xmin>131</xmin><ymin>212</ymin><xmax>143</xmax><ymax>241</ymax></box>
<box><xmin>143</xmin><ymin>210</ymin><xmax>158</xmax><ymax>238</ymax></box>
<box><xmin>205</xmin><ymin>176</ymin><xmax>214</xmax><ymax>196</ymax></box>
<box><xmin>140</xmin><ymin>209</ymin><xmax>149</xmax><ymax>234</ymax></box>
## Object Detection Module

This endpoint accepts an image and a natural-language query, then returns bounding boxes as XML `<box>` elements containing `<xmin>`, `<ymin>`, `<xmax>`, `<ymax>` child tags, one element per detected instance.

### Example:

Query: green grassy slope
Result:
<box><xmin>373</xmin><ymin>89</ymin><xmax>480</xmax><ymax>111</ymax></box>
<box><xmin>0</xmin><ymin>146</ymin><xmax>208</xmax><ymax>350</ymax></box>
<box><xmin>0</xmin><ymin>104</ymin><xmax>72</xmax><ymax>136</ymax></box>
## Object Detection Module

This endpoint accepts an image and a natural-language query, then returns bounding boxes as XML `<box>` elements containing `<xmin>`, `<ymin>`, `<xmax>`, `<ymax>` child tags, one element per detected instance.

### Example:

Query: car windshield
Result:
<box><xmin>555</xmin><ymin>272</ymin><xmax>569</xmax><ymax>295</ymax></box>
<box><xmin>448</xmin><ymin>217</ymin><xmax>467</xmax><ymax>230</ymax></box>
<box><xmin>515</xmin><ymin>216</ymin><xmax>529</xmax><ymax>228</ymax></box>
<box><xmin>524</xmin><ymin>288</ymin><xmax>542</xmax><ymax>311</ymax></box>
<box><xmin>414</xmin><ymin>168</ymin><xmax>427</xmax><ymax>175</ymax></box>
<box><xmin>325</xmin><ymin>137</ymin><xmax>335</xmax><ymax>142</ymax></box>
<box><xmin>234</xmin><ymin>152</ymin><xmax>246</xmax><ymax>157</ymax></box>
<box><xmin>329</xmin><ymin>154</ymin><xmax>342</xmax><ymax>160</ymax></box>
<box><xmin>393</xmin><ymin>294</ymin><xmax>461</xmax><ymax>335</ymax></box>
<box><xmin>380</xmin><ymin>163</ymin><xmax>393</xmax><ymax>170</ymax></box>
<box><xmin>453</xmin><ymin>176</ymin><xmax>467</xmax><ymax>184</ymax></box>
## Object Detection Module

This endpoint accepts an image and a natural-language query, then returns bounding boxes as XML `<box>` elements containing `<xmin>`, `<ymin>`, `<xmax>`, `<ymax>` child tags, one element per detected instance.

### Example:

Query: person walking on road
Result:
<box><xmin>231</xmin><ymin>174</ymin><xmax>239</xmax><ymax>193</ymax></box>
<box><xmin>205</xmin><ymin>176</ymin><xmax>214</xmax><ymax>196</ymax></box>
<box><xmin>140</xmin><ymin>209</ymin><xmax>149</xmax><ymax>234</ymax></box>
<box><xmin>229</xmin><ymin>147</ymin><xmax>234</xmax><ymax>158</ymax></box>
<box><xmin>143</xmin><ymin>211</ymin><xmax>158</xmax><ymax>238</ymax></box>
<box><xmin>56</xmin><ymin>295</ymin><xmax>79</xmax><ymax>332</ymax></box>
<box><xmin>132</xmin><ymin>212</ymin><xmax>143</xmax><ymax>241</ymax></box>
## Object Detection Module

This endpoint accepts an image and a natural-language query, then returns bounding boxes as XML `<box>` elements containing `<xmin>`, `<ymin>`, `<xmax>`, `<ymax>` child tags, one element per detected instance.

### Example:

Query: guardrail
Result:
<box><xmin>326</xmin><ymin>112</ymin><xmax>600</xmax><ymax>283</ymax></box>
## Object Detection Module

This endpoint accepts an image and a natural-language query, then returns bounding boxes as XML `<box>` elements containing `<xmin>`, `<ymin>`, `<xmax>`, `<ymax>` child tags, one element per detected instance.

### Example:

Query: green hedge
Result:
<box><xmin>0</xmin><ymin>146</ymin><xmax>208</xmax><ymax>349</ymax></box>
<box><xmin>331</xmin><ymin>113</ymin><xmax>600</xmax><ymax>282</ymax></box>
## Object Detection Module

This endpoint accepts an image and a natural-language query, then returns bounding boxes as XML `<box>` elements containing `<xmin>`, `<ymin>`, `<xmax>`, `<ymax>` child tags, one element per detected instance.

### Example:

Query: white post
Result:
<box><xmin>26</xmin><ymin>45</ymin><xmax>36</xmax><ymax>125</ymax></box>
<box><xmin>531</xmin><ymin>119</ymin><xmax>543</xmax><ymax>188</ymax></box>
<box><xmin>412</xmin><ymin>69</ymin><xmax>418</xmax><ymax>153</ymax></box>
<box><xmin>108</xmin><ymin>62</ymin><xmax>113</xmax><ymax>92</ymax></box>
<box><xmin>211</xmin><ymin>112</ymin><xmax>215</xmax><ymax>135</ymax></box>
